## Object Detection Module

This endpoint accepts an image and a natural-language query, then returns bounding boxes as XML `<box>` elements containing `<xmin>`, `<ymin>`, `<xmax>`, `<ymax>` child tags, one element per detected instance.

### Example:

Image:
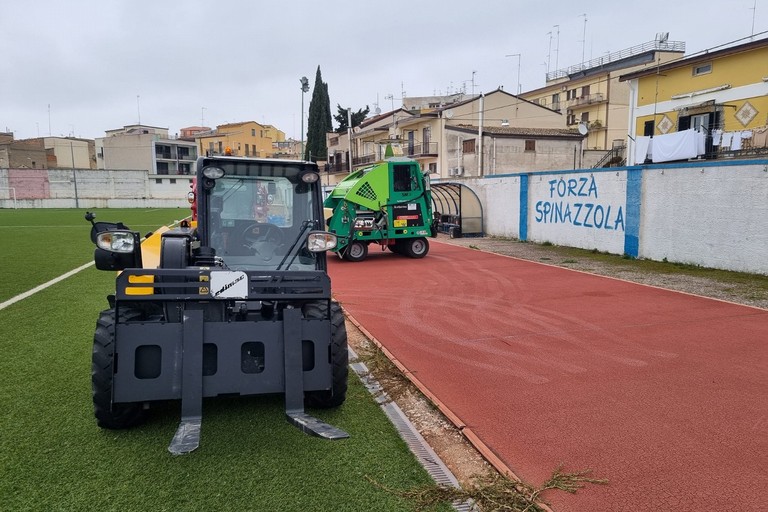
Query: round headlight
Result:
<box><xmin>187</xmin><ymin>191</ymin><xmax>196</xmax><ymax>203</ymax></box>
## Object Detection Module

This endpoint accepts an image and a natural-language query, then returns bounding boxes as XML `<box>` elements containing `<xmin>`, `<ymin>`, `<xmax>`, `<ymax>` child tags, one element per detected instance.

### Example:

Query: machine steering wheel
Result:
<box><xmin>239</xmin><ymin>223</ymin><xmax>284</xmax><ymax>260</ymax></box>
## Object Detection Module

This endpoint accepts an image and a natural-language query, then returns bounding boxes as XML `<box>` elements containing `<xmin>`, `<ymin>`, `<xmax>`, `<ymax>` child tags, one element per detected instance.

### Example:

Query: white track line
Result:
<box><xmin>0</xmin><ymin>261</ymin><xmax>95</xmax><ymax>311</ymax></box>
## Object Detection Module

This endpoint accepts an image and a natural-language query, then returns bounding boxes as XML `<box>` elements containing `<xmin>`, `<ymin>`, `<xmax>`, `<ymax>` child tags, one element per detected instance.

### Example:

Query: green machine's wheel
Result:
<box><xmin>403</xmin><ymin>237</ymin><xmax>430</xmax><ymax>259</ymax></box>
<box><xmin>343</xmin><ymin>241</ymin><xmax>368</xmax><ymax>262</ymax></box>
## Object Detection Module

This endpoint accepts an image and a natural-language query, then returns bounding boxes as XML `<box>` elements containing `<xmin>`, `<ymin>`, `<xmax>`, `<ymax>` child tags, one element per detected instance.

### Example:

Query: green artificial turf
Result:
<box><xmin>0</xmin><ymin>209</ymin><xmax>448</xmax><ymax>512</ymax></box>
<box><xmin>0</xmin><ymin>208</ymin><xmax>189</xmax><ymax>303</ymax></box>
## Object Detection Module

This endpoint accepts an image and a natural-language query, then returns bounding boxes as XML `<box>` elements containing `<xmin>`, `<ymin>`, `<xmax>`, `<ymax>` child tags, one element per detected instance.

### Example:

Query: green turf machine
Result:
<box><xmin>324</xmin><ymin>158</ymin><xmax>437</xmax><ymax>262</ymax></box>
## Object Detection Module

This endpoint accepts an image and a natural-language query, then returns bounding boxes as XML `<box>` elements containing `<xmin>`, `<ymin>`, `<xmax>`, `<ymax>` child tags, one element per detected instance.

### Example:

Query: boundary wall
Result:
<box><xmin>0</xmin><ymin>169</ymin><xmax>191</xmax><ymax>209</ymax></box>
<box><xmin>459</xmin><ymin>158</ymin><xmax>768</xmax><ymax>275</ymax></box>
<box><xmin>2</xmin><ymin>161</ymin><xmax>767</xmax><ymax>274</ymax></box>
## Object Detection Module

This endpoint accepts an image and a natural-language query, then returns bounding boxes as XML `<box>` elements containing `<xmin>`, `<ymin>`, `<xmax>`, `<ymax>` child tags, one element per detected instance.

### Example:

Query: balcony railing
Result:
<box><xmin>546</xmin><ymin>39</ymin><xmax>685</xmax><ymax>81</ymax></box>
<box><xmin>568</xmin><ymin>93</ymin><xmax>605</xmax><ymax>108</ymax></box>
<box><xmin>404</xmin><ymin>142</ymin><xmax>438</xmax><ymax>158</ymax></box>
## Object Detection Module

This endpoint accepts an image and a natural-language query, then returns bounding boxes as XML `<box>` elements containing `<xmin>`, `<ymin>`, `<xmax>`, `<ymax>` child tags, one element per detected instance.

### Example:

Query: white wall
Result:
<box><xmin>479</xmin><ymin>176</ymin><xmax>521</xmax><ymax>237</ymax></box>
<box><xmin>527</xmin><ymin>170</ymin><xmax>628</xmax><ymax>254</ymax></box>
<box><xmin>639</xmin><ymin>165</ymin><xmax>768</xmax><ymax>273</ymax></box>
<box><xmin>458</xmin><ymin>159</ymin><xmax>768</xmax><ymax>275</ymax></box>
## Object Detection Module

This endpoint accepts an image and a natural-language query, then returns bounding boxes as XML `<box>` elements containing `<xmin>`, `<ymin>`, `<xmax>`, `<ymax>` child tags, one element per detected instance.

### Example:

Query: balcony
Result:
<box><xmin>404</xmin><ymin>142</ymin><xmax>438</xmax><ymax>158</ymax></box>
<box><xmin>568</xmin><ymin>93</ymin><xmax>605</xmax><ymax>109</ymax></box>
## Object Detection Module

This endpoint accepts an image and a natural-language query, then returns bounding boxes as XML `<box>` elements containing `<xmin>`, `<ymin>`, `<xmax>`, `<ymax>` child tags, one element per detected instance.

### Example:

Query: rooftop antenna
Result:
<box><xmin>201</xmin><ymin>106</ymin><xmax>206</xmax><ymax>127</ymax></box>
<box><xmin>137</xmin><ymin>95</ymin><xmax>141</xmax><ymax>125</ymax></box>
<box><xmin>579</xmin><ymin>14</ymin><xmax>588</xmax><ymax>68</ymax></box>
<box><xmin>751</xmin><ymin>0</ymin><xmax>757</xmax><ymax>39</ymax></box>
<box><xmin>553</xmin><ymin>25</ymin><xmax>560</xmax><ymax>70</ymax></box>
<box><xmin>546</xmin><ymin>31</ymin><xmax>553</xmax><ymax>74</ymax></box>
<box><xmin>505</xmin><ymin>54</ymin><xmax>521</xmax><ymax>95</ymax></box>
<box><xmin>385</xmin><ymin>93</ymin><xmax>394</xmax><ymax>111</ymax></box>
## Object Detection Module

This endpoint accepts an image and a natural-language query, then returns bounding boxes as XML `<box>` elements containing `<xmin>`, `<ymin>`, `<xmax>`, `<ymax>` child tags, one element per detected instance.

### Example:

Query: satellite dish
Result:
<box><xmin>444</xmin><ymin>109</ymin><xmax>454</xmax><ymax>119</ymax></box>
<box><xmin>578</xmin><ymin>122</ymin><xmax>589</xmax><ymax>135</ymax></box>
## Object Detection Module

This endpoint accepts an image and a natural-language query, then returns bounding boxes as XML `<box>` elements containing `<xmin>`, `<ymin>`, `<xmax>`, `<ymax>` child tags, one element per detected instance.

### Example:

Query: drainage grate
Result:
<box><xmin>349</xmin><ymin>348</ymin><xmax>473</xmax><ymax>512</ymax></box>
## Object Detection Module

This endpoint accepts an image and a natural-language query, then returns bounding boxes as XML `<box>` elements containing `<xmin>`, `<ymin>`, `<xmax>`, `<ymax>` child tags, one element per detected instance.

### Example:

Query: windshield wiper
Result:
<box><xmin>276</xmin><ymin>220</ymin><xmax>314</xmax><ymax>271</ymax></box>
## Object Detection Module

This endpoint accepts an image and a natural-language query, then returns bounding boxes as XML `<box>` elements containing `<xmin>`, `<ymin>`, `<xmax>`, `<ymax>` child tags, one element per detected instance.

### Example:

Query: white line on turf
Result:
<box><xmin>0</xmin><ymin>261</ymin><xmax>95</xmax><ymax>311</ymax></box>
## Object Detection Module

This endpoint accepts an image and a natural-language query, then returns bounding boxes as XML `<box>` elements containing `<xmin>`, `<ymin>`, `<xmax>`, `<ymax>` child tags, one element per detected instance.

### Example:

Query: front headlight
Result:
<box><xmin>306</xmin><ymin>231</ymin><xmax>337</xmax><ymax>252</ymax></box>
<box><xmin>96</xmin><ymin>231</ymin><xmax>136</xmax><ymax>253</ymax></box>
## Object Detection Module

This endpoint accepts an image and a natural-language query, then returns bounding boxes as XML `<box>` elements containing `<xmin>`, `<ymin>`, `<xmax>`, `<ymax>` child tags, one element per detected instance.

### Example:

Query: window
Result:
<box><xmin>524</xmin><ymin>140</ymin><xmax>536</xmax><ymax>152</ymax></box>
<box><xmin>462</xmin><ymin>139</ymin><xmax>476</xmax><ymax>154</ymax></box>
<box><xmin>581</xmin><ymin>85</ymin><xmax>590</xmax><ymax>97</ymax></box>
<box><xmin>393</xmin><ymin>165</ymin><xmax>414</xmax><ymax>192</ymax></box>
<box><xmin>580</xmin><ymin>112</ymin><xmax>590</xmax><ymax>123</ymax></box>
<box><xmin>251</xmin><ymin>129</ymin><xmax>256</xmax><ymax>136</ymax></box>
<box><xmin>693</xmin><ymin>63</ymin><xmax>712</xmax><ymax>76</ymax></box>
<box><xmin>643</xmin><ymin>120</ymin><xmax>654</xmax><ymax>136</ymax></box>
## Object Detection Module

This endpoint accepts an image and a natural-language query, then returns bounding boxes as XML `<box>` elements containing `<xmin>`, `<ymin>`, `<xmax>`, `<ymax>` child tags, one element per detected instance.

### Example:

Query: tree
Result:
<box><xmin>305</xmin><ymin>66</ymin><xmax>333</xmax><ymax>161</ymax></box>
<box><xmin>334</xmin><ymin>105</ymin><xmax>370</xmax><ymax>133</ymax></box>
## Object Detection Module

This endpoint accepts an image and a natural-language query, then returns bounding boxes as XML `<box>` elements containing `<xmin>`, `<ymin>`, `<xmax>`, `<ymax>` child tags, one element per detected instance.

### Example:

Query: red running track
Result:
<box><xmin>328</xmin><ymin>241</ymin><xmax>768</xmax><ymax>511</ymax></box>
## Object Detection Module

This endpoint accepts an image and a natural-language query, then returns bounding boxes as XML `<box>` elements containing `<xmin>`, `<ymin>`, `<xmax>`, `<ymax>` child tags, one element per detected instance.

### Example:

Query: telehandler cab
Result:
<box><xmin>86</xmin><ymin>156</ymin><xmax>348</xmax><ymax>454</ymax></box>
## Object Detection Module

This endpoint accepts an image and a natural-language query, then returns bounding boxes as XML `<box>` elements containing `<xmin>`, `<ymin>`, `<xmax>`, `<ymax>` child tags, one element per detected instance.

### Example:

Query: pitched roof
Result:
<box><xmin>448</xmin><ymin>124</ymin><xmax>583</xmax><ymax>138</ymax></box>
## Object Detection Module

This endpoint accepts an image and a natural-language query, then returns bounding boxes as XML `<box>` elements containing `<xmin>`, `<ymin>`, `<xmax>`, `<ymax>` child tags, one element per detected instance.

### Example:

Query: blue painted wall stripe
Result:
<box><xmin>519</xmin><ymin>174</ymin><xmax>528</xmax><ymax>241</ymax></box>
<box><xmin>624</xmin><ymin>168</ymin><xmax>642</xmax><ymax>257</ymax></box>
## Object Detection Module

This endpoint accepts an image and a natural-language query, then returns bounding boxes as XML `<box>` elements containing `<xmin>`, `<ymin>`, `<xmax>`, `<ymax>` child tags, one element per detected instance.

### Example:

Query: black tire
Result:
<box><xmin>343</xmin><ymin>241</ymin><xmax>368</xmax><ymax>262</ymax></box>
<box><xmin>303</xmin><ymin>301</ymin><xmax>349</xmax><ymax>409</ymax></box>
<box><xmin>403</xmin><ymin>237</ymin><xmax>430</xmax><ymax>259</ymax></box>
<box><xmin>92</xmin><ymin>309</ymin><xmax>148</xmax><ymax>429</ymax></box>
<box><xmin>449</xmin><ymin>226</ymin><xmax>462</xmax><ymax>239</ymax></box>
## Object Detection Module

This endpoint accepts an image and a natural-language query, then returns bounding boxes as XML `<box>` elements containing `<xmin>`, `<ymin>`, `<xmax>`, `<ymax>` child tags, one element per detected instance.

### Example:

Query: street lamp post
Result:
<box><xmin>300</xmin><ymin>76</ymin><xmax>309</xmax><ymax>160</ymax></box>
<box><xmin>347</xmin><ymin>107</ymin><xmax>353</xmax><ymax>171</ymax></box>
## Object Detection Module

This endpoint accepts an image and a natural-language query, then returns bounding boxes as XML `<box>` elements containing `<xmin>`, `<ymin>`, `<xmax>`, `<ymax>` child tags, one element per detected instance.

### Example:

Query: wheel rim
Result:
<box><xmin>349</xmin><ymin>243</ymin><xmax>365</xmax><ymax>259</ymax></box>
<box><xmin>411</xmin><ymin>239</ymin><xmax>426</xmax><ymax>255</ymax></box>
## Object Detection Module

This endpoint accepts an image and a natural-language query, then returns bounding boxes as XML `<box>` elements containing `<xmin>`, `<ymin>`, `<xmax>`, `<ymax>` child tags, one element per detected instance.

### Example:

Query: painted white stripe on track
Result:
<box><xmin>0</xmin><ymin>261</ymin><xmax>95</xmax><ymax>311</ymax></box>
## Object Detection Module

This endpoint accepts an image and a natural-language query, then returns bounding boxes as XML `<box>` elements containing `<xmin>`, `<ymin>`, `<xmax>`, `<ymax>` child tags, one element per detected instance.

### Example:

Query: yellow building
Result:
<box><xmin>621</xmin><ymin>35</ymin><xmax>768</xmax><ymax>164</ymax></box>
<box><xmin>522</xmin><ymin>36</ymin><xmax>685</xmax><ymax>152</ymax></box>
<box><xmin>196</xmin><ymin>121</ymin><xmax>285</xmax><ymax>158</ymax></box>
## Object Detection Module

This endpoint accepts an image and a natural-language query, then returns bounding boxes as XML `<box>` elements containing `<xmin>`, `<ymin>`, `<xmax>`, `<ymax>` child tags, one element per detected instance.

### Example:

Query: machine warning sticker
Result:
<box><xmin>210</xmin><ymin>271</ymin><xmax>249</xmax><ymax>299</ymax></box>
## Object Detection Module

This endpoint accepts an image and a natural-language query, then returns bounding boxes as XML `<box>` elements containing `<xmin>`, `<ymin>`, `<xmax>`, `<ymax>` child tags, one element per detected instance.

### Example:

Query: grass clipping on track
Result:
<box><xmin>376</xmin><ymin>467</ymin><xmax>607</xmax><ymax>511</ymax></box>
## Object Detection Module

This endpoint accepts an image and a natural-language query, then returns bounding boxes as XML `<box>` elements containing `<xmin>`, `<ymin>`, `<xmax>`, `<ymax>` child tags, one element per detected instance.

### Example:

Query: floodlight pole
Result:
<box><xmin>300</xmin><ymin>76</ymin><xmax>309</xmax><ymax>160</ymax></box>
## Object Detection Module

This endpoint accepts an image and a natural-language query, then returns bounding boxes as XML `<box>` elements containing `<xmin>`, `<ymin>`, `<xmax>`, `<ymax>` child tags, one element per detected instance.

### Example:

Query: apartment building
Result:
<box><xmin>196</xmin><ymin>121</ymin><xmax>285</xmax><ymax>158</ymax></box>
<box><xmin>327</xmin><ymin>88</ymin><xmax>572</xmax><ymax>180</ymax></box>
<box><xmin>96</xmin><ymin>124</ymin><xmax>198</xmax><ymax>175</ymax></box>
<box><xmin>0</xmin><ymin>134</ymin><xmax>95</xmax><ymax>169</ymax></box>
<box><xmin>521</xmin><ymin>35</ymin><xmax>686</xmax><ymax>153</ymax></box>
<box><xmin>621</xmin><ymin>35</ymin><xmax>768</xmax><ymax>164</ymax></box>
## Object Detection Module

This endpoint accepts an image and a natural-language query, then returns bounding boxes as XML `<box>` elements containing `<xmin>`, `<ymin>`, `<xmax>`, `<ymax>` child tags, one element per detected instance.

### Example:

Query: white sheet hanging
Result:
<box><xmin>635</xmin><ymin>136</ymin><xmax>652</xmax><ymax>163</ymax></box>
<box><xmin>651</xmin><ymin>129</ymin><xmax>698</xmax><ymax>163</ymax></box>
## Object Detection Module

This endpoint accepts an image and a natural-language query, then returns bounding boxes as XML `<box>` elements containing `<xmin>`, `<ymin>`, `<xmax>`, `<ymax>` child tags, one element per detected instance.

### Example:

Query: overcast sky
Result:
<box><xmin>2</xmin><ymin>0</ymin><xmax>766</xmax><ymax>141</ymax></box>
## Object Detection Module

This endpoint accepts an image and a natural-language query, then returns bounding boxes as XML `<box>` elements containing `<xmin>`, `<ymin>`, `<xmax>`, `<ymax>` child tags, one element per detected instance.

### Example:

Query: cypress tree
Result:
<box><xmin>305</xmin><ymin>66</ymin><xmax>332</xmax><ymax>161</ymax></box>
